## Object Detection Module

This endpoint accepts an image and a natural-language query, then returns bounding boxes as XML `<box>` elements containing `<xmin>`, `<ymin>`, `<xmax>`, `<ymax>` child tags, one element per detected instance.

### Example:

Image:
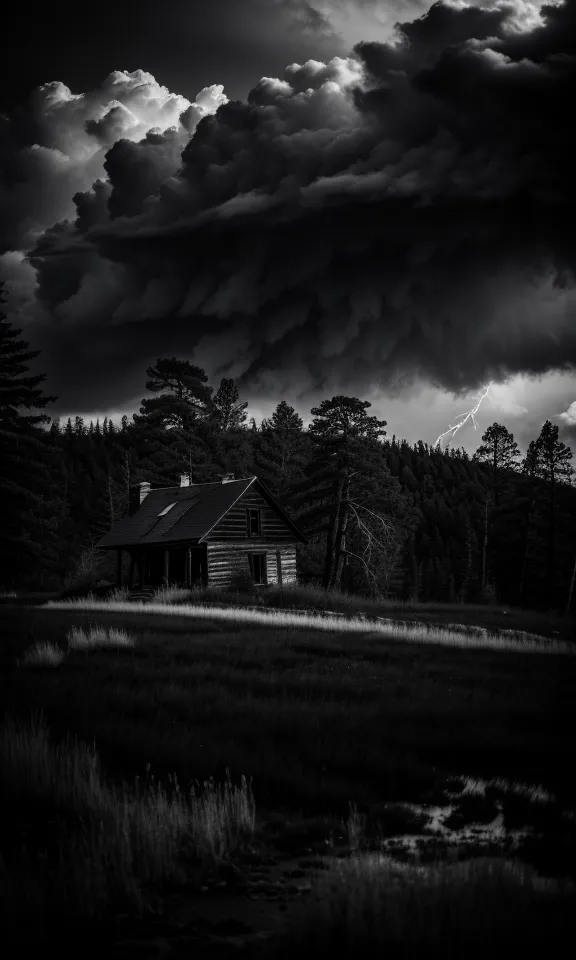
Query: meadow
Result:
<box><xmin>1</xmin><ymin>592</ymin><xmax>576</xmax><ymax>956</ymax></box>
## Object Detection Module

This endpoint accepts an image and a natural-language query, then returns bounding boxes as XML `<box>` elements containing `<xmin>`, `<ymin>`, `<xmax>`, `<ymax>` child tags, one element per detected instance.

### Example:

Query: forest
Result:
<box><xmin>1</xmin><ymin>288</ymin><xmax>575</xmax><ymax>613</ymax></box>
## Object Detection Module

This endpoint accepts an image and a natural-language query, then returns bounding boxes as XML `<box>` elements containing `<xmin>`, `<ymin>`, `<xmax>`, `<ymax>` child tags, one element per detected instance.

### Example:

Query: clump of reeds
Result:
<box><xmin>0</xmin><ymin>714</ymin><xmax>255</xmax><ymax>927</ymax></box>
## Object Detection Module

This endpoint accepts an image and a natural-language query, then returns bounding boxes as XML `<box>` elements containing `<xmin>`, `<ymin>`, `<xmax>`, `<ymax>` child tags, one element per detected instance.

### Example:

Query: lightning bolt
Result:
<box><xmin>434</xmin><ymin>382</ymin><xmax>493</xmax><ymax>450</ymax></box>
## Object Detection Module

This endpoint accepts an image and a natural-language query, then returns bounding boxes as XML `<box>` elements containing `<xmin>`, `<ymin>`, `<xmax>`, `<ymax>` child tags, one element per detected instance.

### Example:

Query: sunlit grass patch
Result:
<box><xmin>454</xmin><ymin>776</ymin><xmax>556</xmax><ymax>806</ymax></box>
<box><xmin>0</xmin><ymin>714</ymin><xmax>255</xmax><ymax>927</ymax></box>
<box><xmin>277</xmin><ymin>853</ymin><xmax>576</xmax><ymax>957</ymax></box>
<box><xmin>19</xmin><ymin>641</ymin><xmax>65</xmax><ymax>668</ymax></box>
<box><xmin>151</xmin><ymin>585</ymin><xmax>192</xmax><ymax>605</ymax></box>
<box><xmin>46</xmin><ymin>599</ymin><xmax>575</xmax><ymax>655</ymax></box>
<box><xmin>67</xmin><ymin>625</ymin><xmax>134</xmax><ymax>651</ymax></box>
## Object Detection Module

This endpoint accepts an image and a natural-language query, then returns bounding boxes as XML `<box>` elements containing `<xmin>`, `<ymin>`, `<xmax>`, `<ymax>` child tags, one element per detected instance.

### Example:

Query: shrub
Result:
<box><xmin>63</xmin><ymin>547</ymin><xmax>105</xmax><ymax>592</ymax></box>
<box><xmin>227</xmin><ymin>572</ymin><xmax>260</xmax><ymax>597</ymax></box>
<box><xmin>59</xmin><ymin>582</ymin><xmax>115</xmax><ymax>601</ymax></box>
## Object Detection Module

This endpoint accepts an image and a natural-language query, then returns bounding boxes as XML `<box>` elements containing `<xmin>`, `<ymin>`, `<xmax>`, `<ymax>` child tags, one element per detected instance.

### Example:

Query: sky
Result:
<box><xmin>1</xmin><ymin>0</ymin><xmax>576</xmax><ymax>457</ymax></box>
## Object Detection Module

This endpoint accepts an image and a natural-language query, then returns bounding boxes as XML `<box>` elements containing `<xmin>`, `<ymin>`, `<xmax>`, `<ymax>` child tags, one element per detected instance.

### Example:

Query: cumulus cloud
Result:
<box><xmin>559</xmin><ymin>401</ymin><xmax>576</xmax><ymax>426</ymax></box>
<box><xmin>559</xmin><ymin>399</ymin><xmax>576</xmax><ymax>447</ymax></box>
<box><xmin>0</xmin><ymin>70</ymin><xmax>227</xmax><ymax>251</ymax></box>
<box><xmin>2</xmin><ymin>0</ymin><xmax>576</xmax><ymax>414</ymax></box>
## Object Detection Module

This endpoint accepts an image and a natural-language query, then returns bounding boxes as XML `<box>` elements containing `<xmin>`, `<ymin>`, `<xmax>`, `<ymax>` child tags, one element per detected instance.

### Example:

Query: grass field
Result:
<box><xmin>1</xmin><ymin>596</ymin><xmax>576</xmax><ymax>955</ymax></box>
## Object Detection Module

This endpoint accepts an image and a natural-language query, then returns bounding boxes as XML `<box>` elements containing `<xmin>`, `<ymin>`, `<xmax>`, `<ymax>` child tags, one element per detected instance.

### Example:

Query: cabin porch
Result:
<box><xmin>117</xmin><ymin>544</ymin><xmax>208</xmax><ymax>588</ymax></box>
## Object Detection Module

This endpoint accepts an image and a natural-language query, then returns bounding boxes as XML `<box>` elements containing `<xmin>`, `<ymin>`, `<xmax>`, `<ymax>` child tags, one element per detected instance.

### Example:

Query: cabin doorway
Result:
<box><xmin>169</xmin><ymin>547</ymin><xmax>187</xmax><ymax>584</ymax></box>
<box><xmin>189</xmin><ymin>547</ymin><xmax>207</xmax><ymax>586</ymax></box>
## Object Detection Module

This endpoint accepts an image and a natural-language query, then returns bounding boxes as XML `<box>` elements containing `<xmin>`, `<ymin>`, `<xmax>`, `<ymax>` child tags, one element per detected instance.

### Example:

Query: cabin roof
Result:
<box><xmin>97</xmin><ymin>476</ymin><xmax>307</xmax><ymax>548</ymax></box>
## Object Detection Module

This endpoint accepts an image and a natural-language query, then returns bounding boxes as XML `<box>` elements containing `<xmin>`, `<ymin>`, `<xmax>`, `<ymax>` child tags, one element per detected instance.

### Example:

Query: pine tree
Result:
<box><xmin>254</xmin><ymin>401</ymin><xmax>307</xmax><ymax>500</ymax></box>
<box><xmin>473</xmin><ymin>423</ymin><xmax>520</xmax><ymax>507</ymax></box>
<box><xmin>298</xmin><ymin>396</ymin><xmax>395</xmax><ymax>590</ymax></box>
<box><xmin>517</xmin><ymin>440</ymin><xmax>545</xmax><ymax>603</ymax></box>
<box><xmin>0</xmin><ymin>285</ymin><xmax>60</xmax><ymax>587</ymax></box>
<box><xmin>530</xmin><ymin>420</ymin><xmax>574</xmax><ymax>595</ymax></box>
<box><xmin>212</xmin><ymin>378</ymin><xmax>248</xmax><ymax>431</ymax></box>
<box><xmin>132</xmin><ymin>358</ymin><xmax>216</xmax><ymax>485</ymax></box>
<box><xmin>141</xmin><ymin>357</ymin><xmax>213</xmax><ymax>427</ymax></box>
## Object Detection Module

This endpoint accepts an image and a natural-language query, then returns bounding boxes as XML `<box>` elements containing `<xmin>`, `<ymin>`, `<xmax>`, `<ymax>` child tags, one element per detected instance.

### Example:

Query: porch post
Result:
<box><xmin>164</xmin><ymin>549</ymin><xmax>170</xmax><ymax>585</ymax></box>
<box><xmin>128</xmin><ymin>553</ymin><xmax>135</xmax><ymax>588</ymax></box>
<box><xmin>187</xmin><ymin>547</ymin><xmax>192</xmax><ymax>587</ymax></box>
<box><xmin>116</xmin><ymin>549</ymin><xmax>122</xmax><ymax>587</ymax></box>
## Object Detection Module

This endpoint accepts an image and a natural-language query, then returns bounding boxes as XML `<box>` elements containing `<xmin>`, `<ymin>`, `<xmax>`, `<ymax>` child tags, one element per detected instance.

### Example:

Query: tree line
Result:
<box><xmin>1</xmin><ymin>287</ymin><xmax>575</xmax><ymax>612</ymax></box>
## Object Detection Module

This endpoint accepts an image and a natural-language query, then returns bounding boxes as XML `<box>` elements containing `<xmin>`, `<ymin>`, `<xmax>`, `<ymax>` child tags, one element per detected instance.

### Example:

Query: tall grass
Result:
<box><xmin>19</xmin><ymin>641</ymin><xmax>66</xmax><ymax>668</ymax></box>
<box><xmin>46</xmin><ymin>599</ymin><xmax>574</xmax><ymax>655</ymax></box>
<box><xmin>456</xmin><ymin>776</ymin><xmax>556</xmax><ymax>806</ymax></box>
<box><xmin>107</xmin><ymin>585</ymin><xmax>130</xmax><ymax>603</ymax></box>
<box><xmin>67</xmin><ymin>625</ymin><xmax>134</xmax><ymax>651</ymax></box>
<box><xmin>151</xmin><ymin>585</ymin><xmax>192</xmax><ymax>605</ymax></box>
<box><xmin>155</xmin><ymin>581</ymin><xmax>520</xmax><ymax>615</ymax></box>
<box><xmin>0</xmin><ymin>714</ymin><xmax>255</xmax><ymax>928</ymax></box>
<box><xmin>277</xmin><ymin>853</ymin><xmax>576</xmax><ymax>958</ymax></box>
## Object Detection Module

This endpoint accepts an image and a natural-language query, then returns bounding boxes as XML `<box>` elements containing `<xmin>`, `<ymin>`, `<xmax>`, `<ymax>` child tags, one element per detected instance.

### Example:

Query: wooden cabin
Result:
<box><xmin>98</xmin><ymin>474</ymin><xmax>307</xmax><ymax>589</ymax></box>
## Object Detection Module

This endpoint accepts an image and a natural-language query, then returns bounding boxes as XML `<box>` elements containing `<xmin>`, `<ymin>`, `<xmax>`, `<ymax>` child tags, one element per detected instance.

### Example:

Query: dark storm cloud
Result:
<box><xmin>7</xmin><ymin>1</ymin><xmax>576</xmax><ymax>411</ymax></box>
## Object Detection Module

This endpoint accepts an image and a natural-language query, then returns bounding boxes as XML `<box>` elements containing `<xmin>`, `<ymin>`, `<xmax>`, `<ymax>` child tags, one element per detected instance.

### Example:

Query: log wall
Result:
<box><xmin>202</xmin><ymin>487</ymin><xmax>300</xmax><ymax>588</ymax></box>
<box><xmin>206</xmin><ymin>542</ymin><xmax>297</xmax><ymax>587</ymax></box>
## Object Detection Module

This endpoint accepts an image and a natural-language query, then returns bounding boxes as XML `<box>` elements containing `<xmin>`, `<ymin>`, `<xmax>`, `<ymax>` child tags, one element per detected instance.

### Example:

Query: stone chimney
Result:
<box><xmin>180</xmin><ymin>473</ymin><xmax>191</xmax><ymax>487</ymax></box>
<box><xmin>128</xmin><ymin>481</ymin><xmax>151</xmax><ymax>515</ymax></box>
<box><xmin>139</xmin><ymin>481</ymin><xmax>151</xmax><ymax>503</ymax></box>
<box><xmin>220</xmin><ymin>472</ymin><xmax>235</xmax><ymax>484</ymax></box>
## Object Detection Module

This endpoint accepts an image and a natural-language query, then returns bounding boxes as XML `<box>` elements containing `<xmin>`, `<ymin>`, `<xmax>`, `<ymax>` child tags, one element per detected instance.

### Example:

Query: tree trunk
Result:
<box><xmin>331</xmin><ymin>477</ymin><xmax>351</xmax><ymax>591</ymax></box>
<box><xmin>493</xmin><ymin>446</ymin><xmax>499</xmax><ymax>509</ymax></box>
<box><xmin>461</xmin><ymin>518</ymin><xmax>473</xmax><ymax>603</ymax></box>
<box><xmin>482</xmin><ymin>496</ymin><xmax>488</xmax><ymax>594</ymax></box>
<box><xmin>566</xmin><ymin>549</ymin><xmax>576</xmax><ymax>618</ymax></box>
<box><xmin>323</xmin><ymin>476</ymin><xmax>344</xmax><ymax>588</ymax></box>
<box><xmin>59</xmin><ymin>475</ymin><xmax>68</xmax><ymax>520</ymax></box>
<box><xmin>519</xmin><ymin>495</ymin><xmax>534</xmax><ymax>601</ymax></box>
<box><xmin>548</xmin><ymin>472</ymin><xmax>556</xmax><ymax>596</ymax></box>
<box><xmin>108</xmin><ymin>471</ymin><xmax>115</xmax><ymax>528</ymax></box>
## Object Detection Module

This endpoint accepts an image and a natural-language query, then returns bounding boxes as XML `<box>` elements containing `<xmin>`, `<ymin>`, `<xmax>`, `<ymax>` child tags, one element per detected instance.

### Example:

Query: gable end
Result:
<box><xmin>201</xmin><ymin>480</ymin><xmax>306</xmax><ymax>543</ymax></box>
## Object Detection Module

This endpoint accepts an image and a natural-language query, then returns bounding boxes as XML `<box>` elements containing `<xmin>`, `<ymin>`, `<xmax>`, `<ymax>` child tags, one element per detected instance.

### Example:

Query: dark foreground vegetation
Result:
<box><xmin>1</xmin><ymin>601</ymin><xmax>576</xmax><ymax>956</ymax></box>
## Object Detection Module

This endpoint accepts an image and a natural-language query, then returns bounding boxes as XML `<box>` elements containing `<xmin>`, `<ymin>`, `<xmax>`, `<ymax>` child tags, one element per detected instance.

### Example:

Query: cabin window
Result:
<box><xmin>246</xmin><ymin>508</ymin><xmax>261</xmax><ymax>537</ymax></box>
<box><xmin>248</xmin><ymin>552</ymin><xmax>267</xmax><ymax>585</ymax></box>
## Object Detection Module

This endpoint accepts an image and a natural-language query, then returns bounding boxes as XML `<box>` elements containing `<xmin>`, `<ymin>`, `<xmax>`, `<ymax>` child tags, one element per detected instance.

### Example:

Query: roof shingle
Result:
<box><xmin>98</xmin><ymin>478</ymin><xmax>255</xmax><ymax>548</ymax></box>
